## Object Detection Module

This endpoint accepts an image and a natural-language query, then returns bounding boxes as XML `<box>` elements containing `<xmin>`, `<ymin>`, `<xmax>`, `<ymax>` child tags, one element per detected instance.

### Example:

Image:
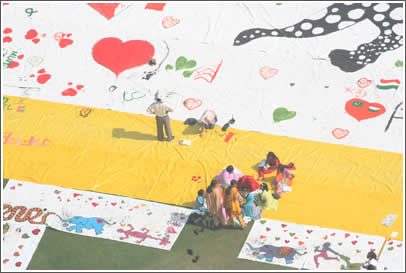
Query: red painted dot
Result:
<box><xmin>3</xmin><ymin>36</ymin><xmax>12</xmax><ymax>43</ymax></box>
<box><xmin>30</xmin><ymin>74</ymin><xmax>35</xmax><ymax>77</ymax></box>
<box><xmin>32</xmin><ymin>38</ymin><xmax>40</xmax><ymax>44</ymax></box>
<box><xmin>67</xmin><ymin>33</ymin><xmax>72</xmax><ymax>37</ymax></box>
<box><xmin>76</xmin><ymin>85</ymin><xmax>84</xmax><ymax>90</ymax></box>
<box><xmin>68</xmin><ymin>82</ymin><xmax>73</xmax><ymax>85</ymax></box>
<box><xmin>25</xmin><ymin>29</ymin><xmax>38</xmax><ymax>40</ymax></box>
<box><xmin>17</xmin><ymin>54</ymin><xmax>24</xmax><ymax>59</ymax></box>
<box><xmin>3</xmin><ymin>28</ymin><xmax>12</xmax><ymax>34</ymax></box>
<box><xmin>37</xmin><ymin>68</ymin><xmax>46</xmax><ymax>73</ymax></box>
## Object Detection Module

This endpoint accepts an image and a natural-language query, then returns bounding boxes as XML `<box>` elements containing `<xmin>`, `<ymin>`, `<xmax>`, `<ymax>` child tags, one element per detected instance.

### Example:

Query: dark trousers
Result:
<box><xmin>156</xmin><ymin>115</ymin><xmax>173</xmax><ymax>141</ymax></box>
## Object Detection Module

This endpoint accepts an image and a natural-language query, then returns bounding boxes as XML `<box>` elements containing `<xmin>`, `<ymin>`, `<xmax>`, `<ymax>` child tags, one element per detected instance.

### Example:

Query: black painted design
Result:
<box><xmin>234</xmin><ymin>3</ymin><xmax>403</xmax><ymax>72</ymax></box>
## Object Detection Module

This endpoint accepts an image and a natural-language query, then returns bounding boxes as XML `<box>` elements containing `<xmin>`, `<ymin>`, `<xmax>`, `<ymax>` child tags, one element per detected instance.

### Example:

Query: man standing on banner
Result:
<box><xmin>147</xmin><ymin>91</ymin><xmax>175</xmax><ymax>141</ymax></box>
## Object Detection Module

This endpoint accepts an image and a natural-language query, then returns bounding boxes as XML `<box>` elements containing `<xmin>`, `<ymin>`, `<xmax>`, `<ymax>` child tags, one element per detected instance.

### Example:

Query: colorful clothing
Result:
<box><xmin>255</xmin><ymin>190</ymin><xmax>278</xmax><ymax>211</ymax></box>
<box><xmin>194</xmin><ymin>195</ymin><xmax>208</xmax><ymax>213</ymax></box>
<box><xmin>206</xmin><ymin>187</ymin><xmax>226</xmax><ymax>227</ymax></box>
<box><xmin>237</xmin><ymin>175</ymin><xmax>260</xmax><ymax>192</ymax></box>
<box><xmin>276</xmin><ymin>168</ymin><xmax>294</xmax><ymax>195</ymax></box>
<box><xmin>215</xmin><ymin>166</ymin><xmax>243</xmax><ymax>185</ymax></box>
<box><xmin>243</xmin><ymin>192</ymin><xmax>263</xmax><ymax>220</ymax></box>
<box><xmin>223</xmin><ymin>186</ymin><xmax>245</xmax><ymax>228</ymax></box>
<box><xmin>257</xmin><ymin>158</ymin><xmax>280</xmax><ymax>179</ymax></box>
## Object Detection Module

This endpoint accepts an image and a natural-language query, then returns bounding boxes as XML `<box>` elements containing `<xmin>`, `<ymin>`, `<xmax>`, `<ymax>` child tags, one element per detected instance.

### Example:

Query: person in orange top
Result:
<box><xmin>206</xmin><ymin>180</ymin><xmax>227</xmax><ymax>228</ymax></box>
<box><xmin>223</xmin><ymin>180</ymin><xmax>246</xmax><ymax>229</ymax></box>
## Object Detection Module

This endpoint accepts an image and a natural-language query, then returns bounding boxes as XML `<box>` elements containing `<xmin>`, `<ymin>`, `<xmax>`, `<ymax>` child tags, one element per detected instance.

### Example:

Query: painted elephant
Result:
<box><xmin>247</xmin><ymin>243</ymin><xmax>307</xmax><ymax>264</ymax></box>
<box><xmin>56</xmin><ymin>215</ymin><xmax>116</xmax><ymax>235</ymax></box>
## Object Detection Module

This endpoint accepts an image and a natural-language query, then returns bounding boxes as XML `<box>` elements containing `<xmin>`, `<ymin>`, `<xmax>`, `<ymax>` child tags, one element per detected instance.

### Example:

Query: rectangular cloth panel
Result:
<box><xmin>2</xmin><ymin>221</ymin><xmax>46</xmax><ymax>271</ymax></box>
<box><xmin>3</xmin><ymin>96</ymin><xmax>403</xmax><ymax>240</ymax></box>
<box><xmin>238</xmin><ymin>219</ymin><xmax>388</xmax><ymax>270</ymax></box>
<box><xmin>3</xmin><ymin>96</ymin><xmax>403</xmax><ymax>239</ymax></box>
<box><xmin>3</xmin><ymin>180</ymin><xmax>193</xmax><ymax>251</ymax></box>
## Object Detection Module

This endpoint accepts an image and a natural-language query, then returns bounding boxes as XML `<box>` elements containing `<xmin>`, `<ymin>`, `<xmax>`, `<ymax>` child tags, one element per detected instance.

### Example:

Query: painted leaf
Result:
<box><xmin>165</xmin><ymin>64</ymin><xmax>173</xmax><ymax>70</ymax></box>
<box><xmin>395</xmin><ymin>60</ymin><xmax>403</xmax><ymax>67</ymax></box>
<box><xmin>183</xmin><ymin>70</ymin><xmax>194</xmax><ymax>78</ymax></box>
<box><xmin>184</xmin><ymin>60</ymin><xmax>197</xmax><ymax>69</ymax></box>
<box><xmin>175</xmin><ymin>56</ymin><xmax>187</xmax><ymax>71</ymax></box>
<box><xmin>273</xmin><ymin>107</ymin><xmax>296</xmax><ymax>123</ymax></box>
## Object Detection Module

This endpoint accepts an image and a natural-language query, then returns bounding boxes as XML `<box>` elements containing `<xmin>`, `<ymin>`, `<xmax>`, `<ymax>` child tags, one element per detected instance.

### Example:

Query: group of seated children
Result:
<box><xmin>193</xmin><ymin>153</ymin><xmax>295</xmax><ymax>229</ymax></box>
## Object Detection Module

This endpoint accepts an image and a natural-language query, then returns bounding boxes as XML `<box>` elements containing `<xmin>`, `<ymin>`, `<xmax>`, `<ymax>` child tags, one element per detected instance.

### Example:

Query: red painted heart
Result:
<box><xmin>388</xmin><ymin>241</ymin><xmax>393</xmax><ymax>245</ymax></box>
<box><xmin>259</xmin><ymin>66</ymin><xmax>278</xmax><ymax>80</ymax></box>
<box><xmin>32</xmin><ymin>229</ymin><xmax>40</xmax><ymax>235</ymax></box>
<box><xmin>368</xmin><ymin>241</ymin><xmax>374</xmax><ymax>245</ymax></box>
<box><xmin>345</xmin><ymin>98</ymin><xmax>386</xmax><ymax>121</ymax></box>
<box><xmin>307</xmin><ymin>230</ymin><xmax>313</xmax><ymax>234</ymax></box>
<box><xmin>260</xmin><ymin>235</ymin><xmax>266</xmax><ymax>239</ymax></box>
<box><xmin>92</xmin><ymin>37</ymin><xmax>155</xmax><ymax>77</ymax></box>
<box><xmin>357</xmin><ymin>77</ymin><xmax>373</xmax><ymax>89</ymax></box>
<box><xmin>97</xmin><ymin>219</ymin><xmax>104</xmax><ymax>223</ymax></box>
<box><xmin>184</xmin><ymin>98</ymin><xmax>202</xmax><ymax>111</ymax></box>
<box><xmin>345</xmin><ymin>233</ymin><xmax>351</xmax><ymax>238</ymax></box>
<box><xmin>332</xmin><ymin>128</ymin><xmax>349</xmax><ymax>139</ymax></box>
<box><xmin>266</xmin><ymin>227</ymin><xmax>271</xmax><ymax>231</ymax></box>
<box><xmin>88</xmin><ymin>3</ymin><xmax>120</xmax><ymax>20</ymax></box>
<box><xmin>352</xmin><ymin>240</ymin><xmax>358</xmax><ymax>245</ymax></box>
<box><xmin>298</xmin><ymin>241</ymin><xmax>304</xmax><ymax>246</ymax></box>
<box><xmin>162</xmin><ymin>16</ymin><xmax>180</xmax><ymax>29</ymax></box>
<box><xmin>73</xmin><ymin>193</ymin><xmax>80</xmax><ymax>198</ymax></box>
<box><xmin>111</xmin><ymin>203</ymin><xmax>117</xmax><ymax>206</ymax></box>
<box><xmin>91</xmin><ymin>202</ymin><xmax>99</xmax><ymax>207</ymax></box>
<box><xmin>285</xmin><ymin>240</ymin><xmax>290</xmax><ymax>244</ymax></box>
<box><xmin>281</xmin><ymin>224</ymin><xmax>287</xmax><ymax>228</ymax></box>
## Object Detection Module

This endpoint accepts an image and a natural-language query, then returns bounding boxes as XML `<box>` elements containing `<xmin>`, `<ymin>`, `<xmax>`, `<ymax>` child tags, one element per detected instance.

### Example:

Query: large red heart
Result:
<box><xmin>92</xmin><ymin>37</ymin><xmax>155</xmax><ymax>77</ymax></box>
<box><xmin>345</xmin><ymin>98</ymin><xmax>386</xmax><ymax>121</ymax></box>
<box><xmin>88</xmin><ymin>3</ymin><xmax>120</xmax><ymax>20</ymax></box>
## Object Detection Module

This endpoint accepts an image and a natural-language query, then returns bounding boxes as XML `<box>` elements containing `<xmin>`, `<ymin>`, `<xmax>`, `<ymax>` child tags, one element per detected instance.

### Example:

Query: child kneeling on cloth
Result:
<box><xmin>194</xmin><ymin>189</ymin><xmax>208</xmax><ymax>213</ymax></box>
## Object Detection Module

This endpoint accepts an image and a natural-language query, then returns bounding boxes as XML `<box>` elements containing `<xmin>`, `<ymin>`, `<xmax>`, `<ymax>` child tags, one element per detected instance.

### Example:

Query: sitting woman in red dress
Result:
<box><xmin>257</xmin><ymin>152</ymin><xmax>280</xmax><ymax>181</ymax></box>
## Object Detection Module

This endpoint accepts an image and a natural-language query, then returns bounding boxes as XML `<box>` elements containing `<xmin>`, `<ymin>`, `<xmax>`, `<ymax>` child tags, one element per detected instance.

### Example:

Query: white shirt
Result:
<box><xmin>199</xmin><ymin>110</ymin><xmax>216</xmax><ymax>125</ymax></box>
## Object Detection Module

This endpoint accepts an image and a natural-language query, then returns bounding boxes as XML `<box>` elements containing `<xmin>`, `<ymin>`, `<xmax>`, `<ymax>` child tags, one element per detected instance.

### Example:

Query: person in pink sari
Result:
<box><xmin>215</xmin><ymin>165</ymin><xmax>243</xmax><ymax>185</ymax></box>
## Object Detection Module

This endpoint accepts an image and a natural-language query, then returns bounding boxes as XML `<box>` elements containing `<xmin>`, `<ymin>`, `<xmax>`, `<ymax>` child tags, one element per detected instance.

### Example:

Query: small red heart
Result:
<box><xmin>397</xmin><ymin>244</ymin><xmax>403</xmax><ymax>247</ymax></box>
<box><xmin>92</xmin><ymin>202</ymin><xmax>99</xmax><ymax>207</ymax></box>
<box><xmin>62</xmin><ymin>88</ymin><xmax>77</xmax><ymax>96</ymax></box>
<box><xmin>306</xmin><ymin>236</ymin><xmax>309</xmax><ymax>239</ymax></box>
<box><xmin>184</xmin><ymin>98</ymin><xmax>202</xmax><ymax>111</ymax></box>
<box><xmin>17</xmin><ymin>54</ymin><xmax>24</xmax><ymax>59</ymax></box>
<box><xmin>352</xmin><ymin>240</ymin><xmax>358</xmax><ymax>245</ymax></box>
<box><xmin>368</xmin><ymin>241</ymin><xmax>374</xmax><ymax>245</ymax></box>
<box><xmin>281</xmin><ymin>224</ymin><xmax>287</xmax><ymax>228</ymax></box>
<box><xmin>38</xmin><ymin>68</ymin><xmax>46</xmax><ymax>73</ymax></box>
<box><xmin>356</xmin><ymin>235</ymin><xmax>359</xmax><ymax>238</ymax></box>
<box><xmin>3</xmin><ymin>259</ymin><xmax>9</xmax><ymax>264</ymax></box>
<box><xmin>76</xmin><ymin>85</ymin><xmax>84</xmax><ymax>90</ymax></box>
<box><xmin>59</xmin><ymin>38</ymin><xmax>73</xmax><ymax>48</ymax></box>
<box><xmin>180</xmin><ymin>217</ymin><xmax>185</xmax><ymax>220</ymax></box>
<box><xmin>357</xmin><ymin>77</ymin><xmax>373</xmax><ymax>89</ymax></box>
<box><xmin>307</xmin><ymin>230</ymin><xmax>313</xmax><ymax>234</ymax></box>
<box><xmin>10</xmin><ymin>186</ymin><xmax>15</xmax><ymax>190</ymax></box>
<box><xmin>294</xmin><ymin>236</ymin><xmax>298</xmax><ymax>239</ymax></box>
<box><xmin>111</xmin><ymin>203</ymin><xmax>117</xmax><ymax>206</ymax></box>
<box><xmin>167</xmin><ymin>226</ymin><xmax>176</xmax><ymax>234</ymax></box>
<box><xmin>259</xmin><ymin>66</ymin><xmax>278</xmax><ymax>80</ymax></box>
<box><xmin>330</xmin><ymin>233</ymin><xmax>336</xmax><ymax>236</ymax></box>
<box><xmin>332</xmin><ymin>128</ymin><xmax>349</xmax><ymax>139</ymax></box>
<box><xmin>73</xmin><ymin>193</ymin><xmax>80</xmax><ymax>198</ymax></box>
<box><xmin>88</xmin><ymin>198</ymin><xmax>93</xmax><ymax>200</ymax></box>
<box><xmin>17</xmin><ymin>183</ymin><xmax>22</xmax><ymax>186</ymax></box>
<box><xmin>298</xmin><ymin>241</ymin><xmax>304</xmax><ymax>246</ymax></box>
<box><xmin>388</xmin><ymin>241</ymin><xmax>393</xmax><ymax>245</ymax></box>
<box><xmin>324</xmin><ymin>235</ymin><xmax>328</xmax><ymax>240</ymax></box>
<box><xmin>371</xmin><ymin>248</ymin><xmax>376</xmax><ymax>252</ymax></box>
<box><xmin>32</xmin><ymin>229</ymin><xmax>40</xmax><ymax>235</ymax></box>
<box><xmin>15</xmin><ymin>262</ymin><xmax>22</xmax><ymax>267</ymax></box>
<box><xmin>345</xmin><ymin>233</ymin><xmax>351</xmax><ymax>238</ymax></box>
<box><xmin>18</xmin><ymin>245</ymin><xmax>23</xmax><ymax>249</ymax></box>
<box><xmin>14</xmin><ymin>252</ymin><xmax>20</xmax><ymax>256</ymax></box>
<box><xmin>67</xmin><ymin>199</ymin><xmax>71</xmax><ymax>202</ymax></box>
<box><xmin>266</xmin><ymin>227</ymin><xmax>271</xmax><ymax>231</ymax></box>
<box><xmin>162</xmin><ymin>16</ymin><xmax>180</xmax><ymax>29</ymax></box>
<box><xmin>260</xmin><ymin>235</ymin><xmax>266</xmax><ymax>239</ymax></box>
<box><xmin>283</xmin><ymin>230</ymin><xmax>288</xmax><ymax>232</ymax></box>
<box><xmin>97</xmin><ymin>219</ymin><xmax>103</xmax><ymax>223</ymax></box>
<box><xmin>285</xmin><ymin>240</ymin><xmax>290</xmax><ymax>244</ymax></box>
<box><xmin>32</xmin><ymin>38</ymin><xmax>40</xmax><ymax>44</ymax></box>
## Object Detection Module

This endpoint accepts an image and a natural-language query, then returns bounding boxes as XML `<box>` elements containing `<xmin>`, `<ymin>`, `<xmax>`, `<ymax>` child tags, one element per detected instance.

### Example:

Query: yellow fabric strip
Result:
<box><xmin>3</xmin><ymin>95</ymin><xmax>403</xmax><ymax>239</ymax></box>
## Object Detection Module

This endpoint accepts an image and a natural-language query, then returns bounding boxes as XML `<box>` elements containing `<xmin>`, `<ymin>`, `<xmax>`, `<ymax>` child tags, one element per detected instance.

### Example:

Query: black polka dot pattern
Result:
<box><xmin>233</xmin><ymin>3</ymin><xmax>403</xmax><ymax>72</ymax></box>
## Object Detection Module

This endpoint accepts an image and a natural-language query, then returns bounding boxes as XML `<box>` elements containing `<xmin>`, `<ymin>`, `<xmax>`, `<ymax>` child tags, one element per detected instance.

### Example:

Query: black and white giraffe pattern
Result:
<box><xmin>234</xmin><ymin>3</ymin><xmax>403</xmax><ymax>72</ymax></box>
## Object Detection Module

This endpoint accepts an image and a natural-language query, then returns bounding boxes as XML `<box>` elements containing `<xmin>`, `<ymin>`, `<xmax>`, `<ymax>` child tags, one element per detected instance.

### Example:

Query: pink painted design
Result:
<box><xmin>192</xmin><ymin>60</ymin><xmax>223</xmax><ymax>83</ymax></box>
<box><xmin>259</xmin><ymin>66</ymin><xmax>278</xmax><ymax>80</ymax></box>
<box><xmin>162</xmin><ymin>16</ymin><xmax>180</xmax><ymax>29</ymax></box>
<box><xmin>332</xmin><ymin>128</ymin><xmax>349</xmax><ymax>139</ymax></box>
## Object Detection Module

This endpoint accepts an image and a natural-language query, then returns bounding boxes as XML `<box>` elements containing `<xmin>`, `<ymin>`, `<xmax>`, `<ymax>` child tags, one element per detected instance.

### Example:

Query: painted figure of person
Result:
<box><xmin>313</xmin><ymin>242</ymin><xmax>341</xmax><ymax>268</ymax></box>
<box><xmin>147</xmin><ymin>91</ymin><xmax>174</xmax><ymax>141</ymax></box>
